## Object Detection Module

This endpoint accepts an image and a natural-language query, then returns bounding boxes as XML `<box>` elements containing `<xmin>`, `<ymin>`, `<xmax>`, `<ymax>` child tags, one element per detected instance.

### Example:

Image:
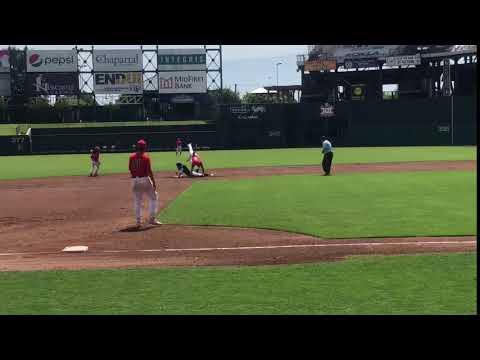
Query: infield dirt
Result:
<box><xmin>0</xmin><ymin>160</ymin><xmax>476</xmax><ymax>271</ymax></box>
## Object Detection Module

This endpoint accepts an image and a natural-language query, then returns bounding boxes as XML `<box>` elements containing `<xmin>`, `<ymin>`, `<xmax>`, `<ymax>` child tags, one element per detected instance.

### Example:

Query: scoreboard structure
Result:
<box><xmin>297</xmin><ymin>45</ymin><xmax>477</xmax><ymax>103</ymax></box>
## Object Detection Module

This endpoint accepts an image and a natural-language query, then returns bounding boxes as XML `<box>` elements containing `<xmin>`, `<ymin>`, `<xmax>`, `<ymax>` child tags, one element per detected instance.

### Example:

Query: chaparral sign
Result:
<box><xmin>94</xmin><ymin>72</ymin><xmax>143</xmax><ymax>94</ymax></box>
<box><xmin>93</xmin><ymin>50</ymin><xmax>142</xmax><ymax>72</ymax></box>
<box><xmin>158</xmin><ymin>71</ymin><xmax>206</xmax><ymax>94</ymax></box>
<box><xmin>26</xmin><ymin>50</ymin><xmax>77</xmax><ymax>72</ymax></box>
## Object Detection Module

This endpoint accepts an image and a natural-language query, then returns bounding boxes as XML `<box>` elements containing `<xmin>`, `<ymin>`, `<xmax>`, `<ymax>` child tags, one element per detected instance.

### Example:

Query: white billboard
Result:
<box><xmin>0</xmin><ymin>74</ymin><xmax>10</xmax><ymax>96</ymax></box>
<box><xmin>158</xmin><ymin>71</ymin><xmax>207</xmax><ymax>94</ymax></box>
<box><xmin>93</xmin><ymin>50</ymin><xmax>142</xmax><ymax>72</ymax></box>
<box><xmin>26</xmin><ymin>50</ymin><xmax>77</xmax><ymax>72</ymax></box>
<box><xmin>0</xmin><ymin>49</ymin><xmax>9</xmax><ymax>73</ymax></box>
<box><xmin>94</xmin><ymin>72</ymin><xmax>143</xmax><ymax>94</ymax></box>
<box><xmin>309</xmin><ymin>45</ymin><xmax>477</xmax><ymax>61</ymax></box>
<box><xmin>158</xmin><ymin>49</ymin><xmax>206</xmax><ymax>71</ymax></box>
<box><xmin>386</xmin><ymin>54</ymin><xmax>421</xmax><ymax>67</ymax></box>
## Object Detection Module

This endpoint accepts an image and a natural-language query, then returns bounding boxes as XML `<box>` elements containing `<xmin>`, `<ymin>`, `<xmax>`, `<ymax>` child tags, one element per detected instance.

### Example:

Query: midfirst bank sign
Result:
<box><xmin>158</xmin><ymin>71</ymin><xmax>206</xmax><ymax>94</ymax></box>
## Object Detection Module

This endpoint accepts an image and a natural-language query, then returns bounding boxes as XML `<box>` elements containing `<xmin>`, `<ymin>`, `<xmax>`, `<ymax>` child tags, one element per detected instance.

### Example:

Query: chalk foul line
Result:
<box><xmin>0</xmin><ymin>240</ymin><xmax>475</xmax><ymax>257</ymax></box>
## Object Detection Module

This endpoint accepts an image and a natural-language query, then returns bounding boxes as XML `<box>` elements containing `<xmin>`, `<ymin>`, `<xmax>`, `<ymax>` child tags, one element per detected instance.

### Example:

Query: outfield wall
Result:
<box><xmin>217</xmin><ymin>96</ymin><xmax>476</xmax><ymax>148</ymax></box>
<box><xmin>0</xmin><ymin>135</ymin><xmax>30</xmax><ymax>155</ymax></box>
<box><xmin>29</xmin><ymin>124</ymin><xmax>217</xmax><ymax>153</ymax></box>
<box><xmin>0</xmin><ymin>96</ymin><xmax>475</xmax><ymax>155</ymax></box>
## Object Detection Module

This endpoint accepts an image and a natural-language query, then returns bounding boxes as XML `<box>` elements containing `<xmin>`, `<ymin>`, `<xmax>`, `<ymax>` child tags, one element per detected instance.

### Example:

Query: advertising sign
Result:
<box><xmin>442</xmin><ymin>59</ymin><xmax>452</xmax><ymax>96</ymax></box>
<box><xmin>0</xmin><ymin>73</ymin><xmax>11</xmax><ymax>96</ymax></box>
<box><xmin>158</xmin><ymin>71</ymin><xmax>206</xmax><ymax>94</ymax></box>
<box><xmin>304</xmin><ymin>59</ymin><xmax>336</xmax><ymax>72</ymax></box>
<box><xmin>309</xmin><ymin>45</ymin><xmax>476</xmax><ymax>60</ymax></box>
<box><xmin>158</xmin><ymin>49</ymin><xmax>206</xmax><ymax>71</ymax></box>
<box><xmin>26</xmin><ymin>50</ymin><xmax>77</xmax><ymax>72</ymax></box>
<box><xmin>93</xmin><ymin>50</ymin><xmax>142</xmax><ymax>72</ymax></box>
<box><xmin>386</xmin><ymin>54</ymin><xmax>421</xmax><ymax>66</ymax></box>
<box><xmin>229</xmin><ymin>105</ymin><xmax>267</xmax><ymax>120</ymax></box>
<box><xmin>320</xmin><ymin>103</ymin><xmax>334</xmax><ymax>117</ymax></box>
<box><xmin>27</xmin><ymin>73</ymin><xmax>79</xmax><ymax>95</ymax></box>
<box><xmin>0</xmin><ymin>49</ymin><xmax>9</xmax><ymax>73</ymax></box>
<box><xmin>351</xmin><ymin>84</ymin><xmax>366</xmax><ymax>100</ymax></box>
<box><xmin>94</xmin><ymin>72</ymin><xmax>143</xmax><ymax>94</ymax></box>
<box><xmin>344</xmin><ymin>58</ymin><xmax>378</xmax><ymax>69</ymax></box>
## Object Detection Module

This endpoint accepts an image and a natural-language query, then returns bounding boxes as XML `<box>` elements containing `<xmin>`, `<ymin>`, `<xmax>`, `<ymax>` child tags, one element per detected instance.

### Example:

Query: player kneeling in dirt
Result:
<box><xmin>89</xmin><ymin>146</ymin><xmax>101</xmax><ymax>177</ymax></box>
<box><xmin>176</xmin><ymin>162</ymin><xmax>213</xmax><ymax>178</ymax></box>
<box><xmin>186</xmin><ymin>143</ymin><xmax>207</xmax><ymax>175</ymax></box>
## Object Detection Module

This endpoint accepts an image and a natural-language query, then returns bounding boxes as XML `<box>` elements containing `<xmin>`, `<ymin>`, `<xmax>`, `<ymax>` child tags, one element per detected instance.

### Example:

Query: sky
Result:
<box><xmin>1</xmin><ymin>45</ymin><xmax>307</xmax><ymax>95</ymax></box>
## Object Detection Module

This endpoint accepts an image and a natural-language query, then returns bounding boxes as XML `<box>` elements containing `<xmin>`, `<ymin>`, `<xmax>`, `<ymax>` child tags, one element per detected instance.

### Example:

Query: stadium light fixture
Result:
<box><xmin>276</xmin><ymin>62</ymin><xmax>282</xmax><ymax>88</ymax></box>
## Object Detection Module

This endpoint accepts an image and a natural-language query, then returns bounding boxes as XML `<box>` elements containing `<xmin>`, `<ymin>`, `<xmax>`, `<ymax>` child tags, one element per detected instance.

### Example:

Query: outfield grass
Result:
<box><xmin>161</xmin><ymin>171</ymin><xmax>476</xmax><ymax>239</ymax></box>
<box><xmin>0</xmin><ymin>120</ymin><xmax>209</xmax><ymax>135</ymax></box>
<box><xmin>0</xmin><ymin>253</ymin><xmax>475</xmax><ymax>315</ymax></box>
<box><xmin>0</xmin><ymin>146</ymin><xmax>476</xmax><ymax>180</ymax></box>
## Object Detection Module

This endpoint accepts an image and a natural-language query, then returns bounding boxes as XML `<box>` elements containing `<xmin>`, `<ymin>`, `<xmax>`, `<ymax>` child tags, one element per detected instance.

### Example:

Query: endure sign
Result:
<box><xmin>94</xmin><ymin>72</ymin><xmax>143</xmax><ymax>94</ymax></box>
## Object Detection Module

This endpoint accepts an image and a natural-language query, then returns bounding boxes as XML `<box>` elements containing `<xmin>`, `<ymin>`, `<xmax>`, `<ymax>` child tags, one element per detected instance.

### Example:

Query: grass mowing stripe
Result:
<box><xmin>0</xmin><ymin>120</ymin><xmax>209</xmax><ymax>135</ymax></box>
<box><xmin>0</xmin><ymin>253</ymin><xmax>475</xmax><ymax>315</ymax></box>
<box><xmin>0</xmin><ymin>146</ymin><xmax>476</xmax><ymax>180</ymax></box>
<box><xmin>160</xmin><ymin>171</ymin><xmax>476</xmax><ymax>239</ymax></box>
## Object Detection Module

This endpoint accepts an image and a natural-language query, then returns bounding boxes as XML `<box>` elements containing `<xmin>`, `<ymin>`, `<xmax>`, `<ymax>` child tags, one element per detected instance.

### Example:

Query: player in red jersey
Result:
<box><xmin>129</xmin><ymin>139</ymin><xmax>162</xmax><ymax>228</ymax></box>
<box><xmin>187</xmin><ymin>143</ymin><xmax>206</xmax><ymax>175</ymax></box>
<box><xmin>175</xmin><ymin>138</ymin><xmax>182</xmax><ymax>157</ymax></box>
<box><xmin>89</xmin><ymin>146</ymin><xmax>101</xmax><ymax>177</ymax></box>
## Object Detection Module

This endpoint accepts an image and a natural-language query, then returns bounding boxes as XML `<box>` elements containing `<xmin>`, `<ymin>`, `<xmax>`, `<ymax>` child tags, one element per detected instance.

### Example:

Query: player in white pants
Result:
<box><xmin>129</xmin><ymin>139</ymin><xmax>162</xmax><ymax>228</ymax></box>
<box><xmin>132</xmin><ymin>177</ymin><xmax>158</xmax><ymax>227</ymax></box>
<box><xmin>89</xmin><ymin>146</ymin><xmax>101</xmax><ymax>177</ymax></box>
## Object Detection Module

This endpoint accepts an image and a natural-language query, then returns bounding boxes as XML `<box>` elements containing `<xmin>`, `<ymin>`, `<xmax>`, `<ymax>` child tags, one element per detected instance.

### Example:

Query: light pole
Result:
<box><xmin>276</xmin><ymin>62</ymin><xmax>282</xmax><ymax>101</ymax></box>
<box><xmin>276</xmin><ymin>62</ymin><xmax>282</xmax><ymax>88</ymax></box>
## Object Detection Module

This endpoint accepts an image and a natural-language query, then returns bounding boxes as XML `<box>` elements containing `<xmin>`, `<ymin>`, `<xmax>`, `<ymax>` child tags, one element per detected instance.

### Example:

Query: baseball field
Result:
<box><xmin>0</xmin><ymin>146</ymin><xmax>476</xmax><ymax>314</ymax></box>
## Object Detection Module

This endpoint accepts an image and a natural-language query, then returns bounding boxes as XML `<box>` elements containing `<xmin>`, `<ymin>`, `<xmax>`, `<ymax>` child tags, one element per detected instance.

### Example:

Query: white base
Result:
<box><xmin>62</xmin><ymin>246</ymin><xmax>89</xmax><ymax>253</ymax></box>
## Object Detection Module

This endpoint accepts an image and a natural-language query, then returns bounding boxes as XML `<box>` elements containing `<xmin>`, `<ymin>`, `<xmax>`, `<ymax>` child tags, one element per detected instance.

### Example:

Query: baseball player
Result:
<box><xmin>186</xmin><ymin>143</ymin><xmax>206</xmax><ymax>175</ymax></box>
<box><xmin>321</xmin><ymin>136</ymin><xmax>334</xmax><ymax>176</ymax></box>
<box><xmin>176</xmin><ymin>162</ymin><xmax>213</xmax><ymax>178</ymax></box>
<box><xmin>129</xmin><ymin>139</ymin><xmax>162</xmax><ymax>228</ymax></box>
<box><xmin>175</xmin><ymin>138</ymin><xmax>183</xmax><ymax>157</ymax></box>
<box><xmin>89</xmin><ymin>146</ymin><xmax>101</xmax><ymax>177</ymax></box>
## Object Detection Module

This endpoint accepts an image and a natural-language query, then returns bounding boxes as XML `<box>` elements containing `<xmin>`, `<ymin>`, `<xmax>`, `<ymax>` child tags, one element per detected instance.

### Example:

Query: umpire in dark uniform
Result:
<box><xmin>321</xmin><ymin>136</ymin><xmax>334</xmax><ymax>176</ymax></box>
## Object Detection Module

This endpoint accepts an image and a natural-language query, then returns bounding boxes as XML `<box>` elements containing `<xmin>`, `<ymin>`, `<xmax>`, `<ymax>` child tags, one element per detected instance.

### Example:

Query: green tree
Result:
<box><xmin>208</xmin><ymin>88</ymin><xmax>241</xmax><ymax>105</ymax></box>
<box><xmin>55</xmin><ymin>93</ymin><xmax>97</xmax><ymax>107</ymax></box>
<box><xmin>28</xmin><ymin>96</ymin><xmax>50</xmax><ymax>109</ymax></box>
